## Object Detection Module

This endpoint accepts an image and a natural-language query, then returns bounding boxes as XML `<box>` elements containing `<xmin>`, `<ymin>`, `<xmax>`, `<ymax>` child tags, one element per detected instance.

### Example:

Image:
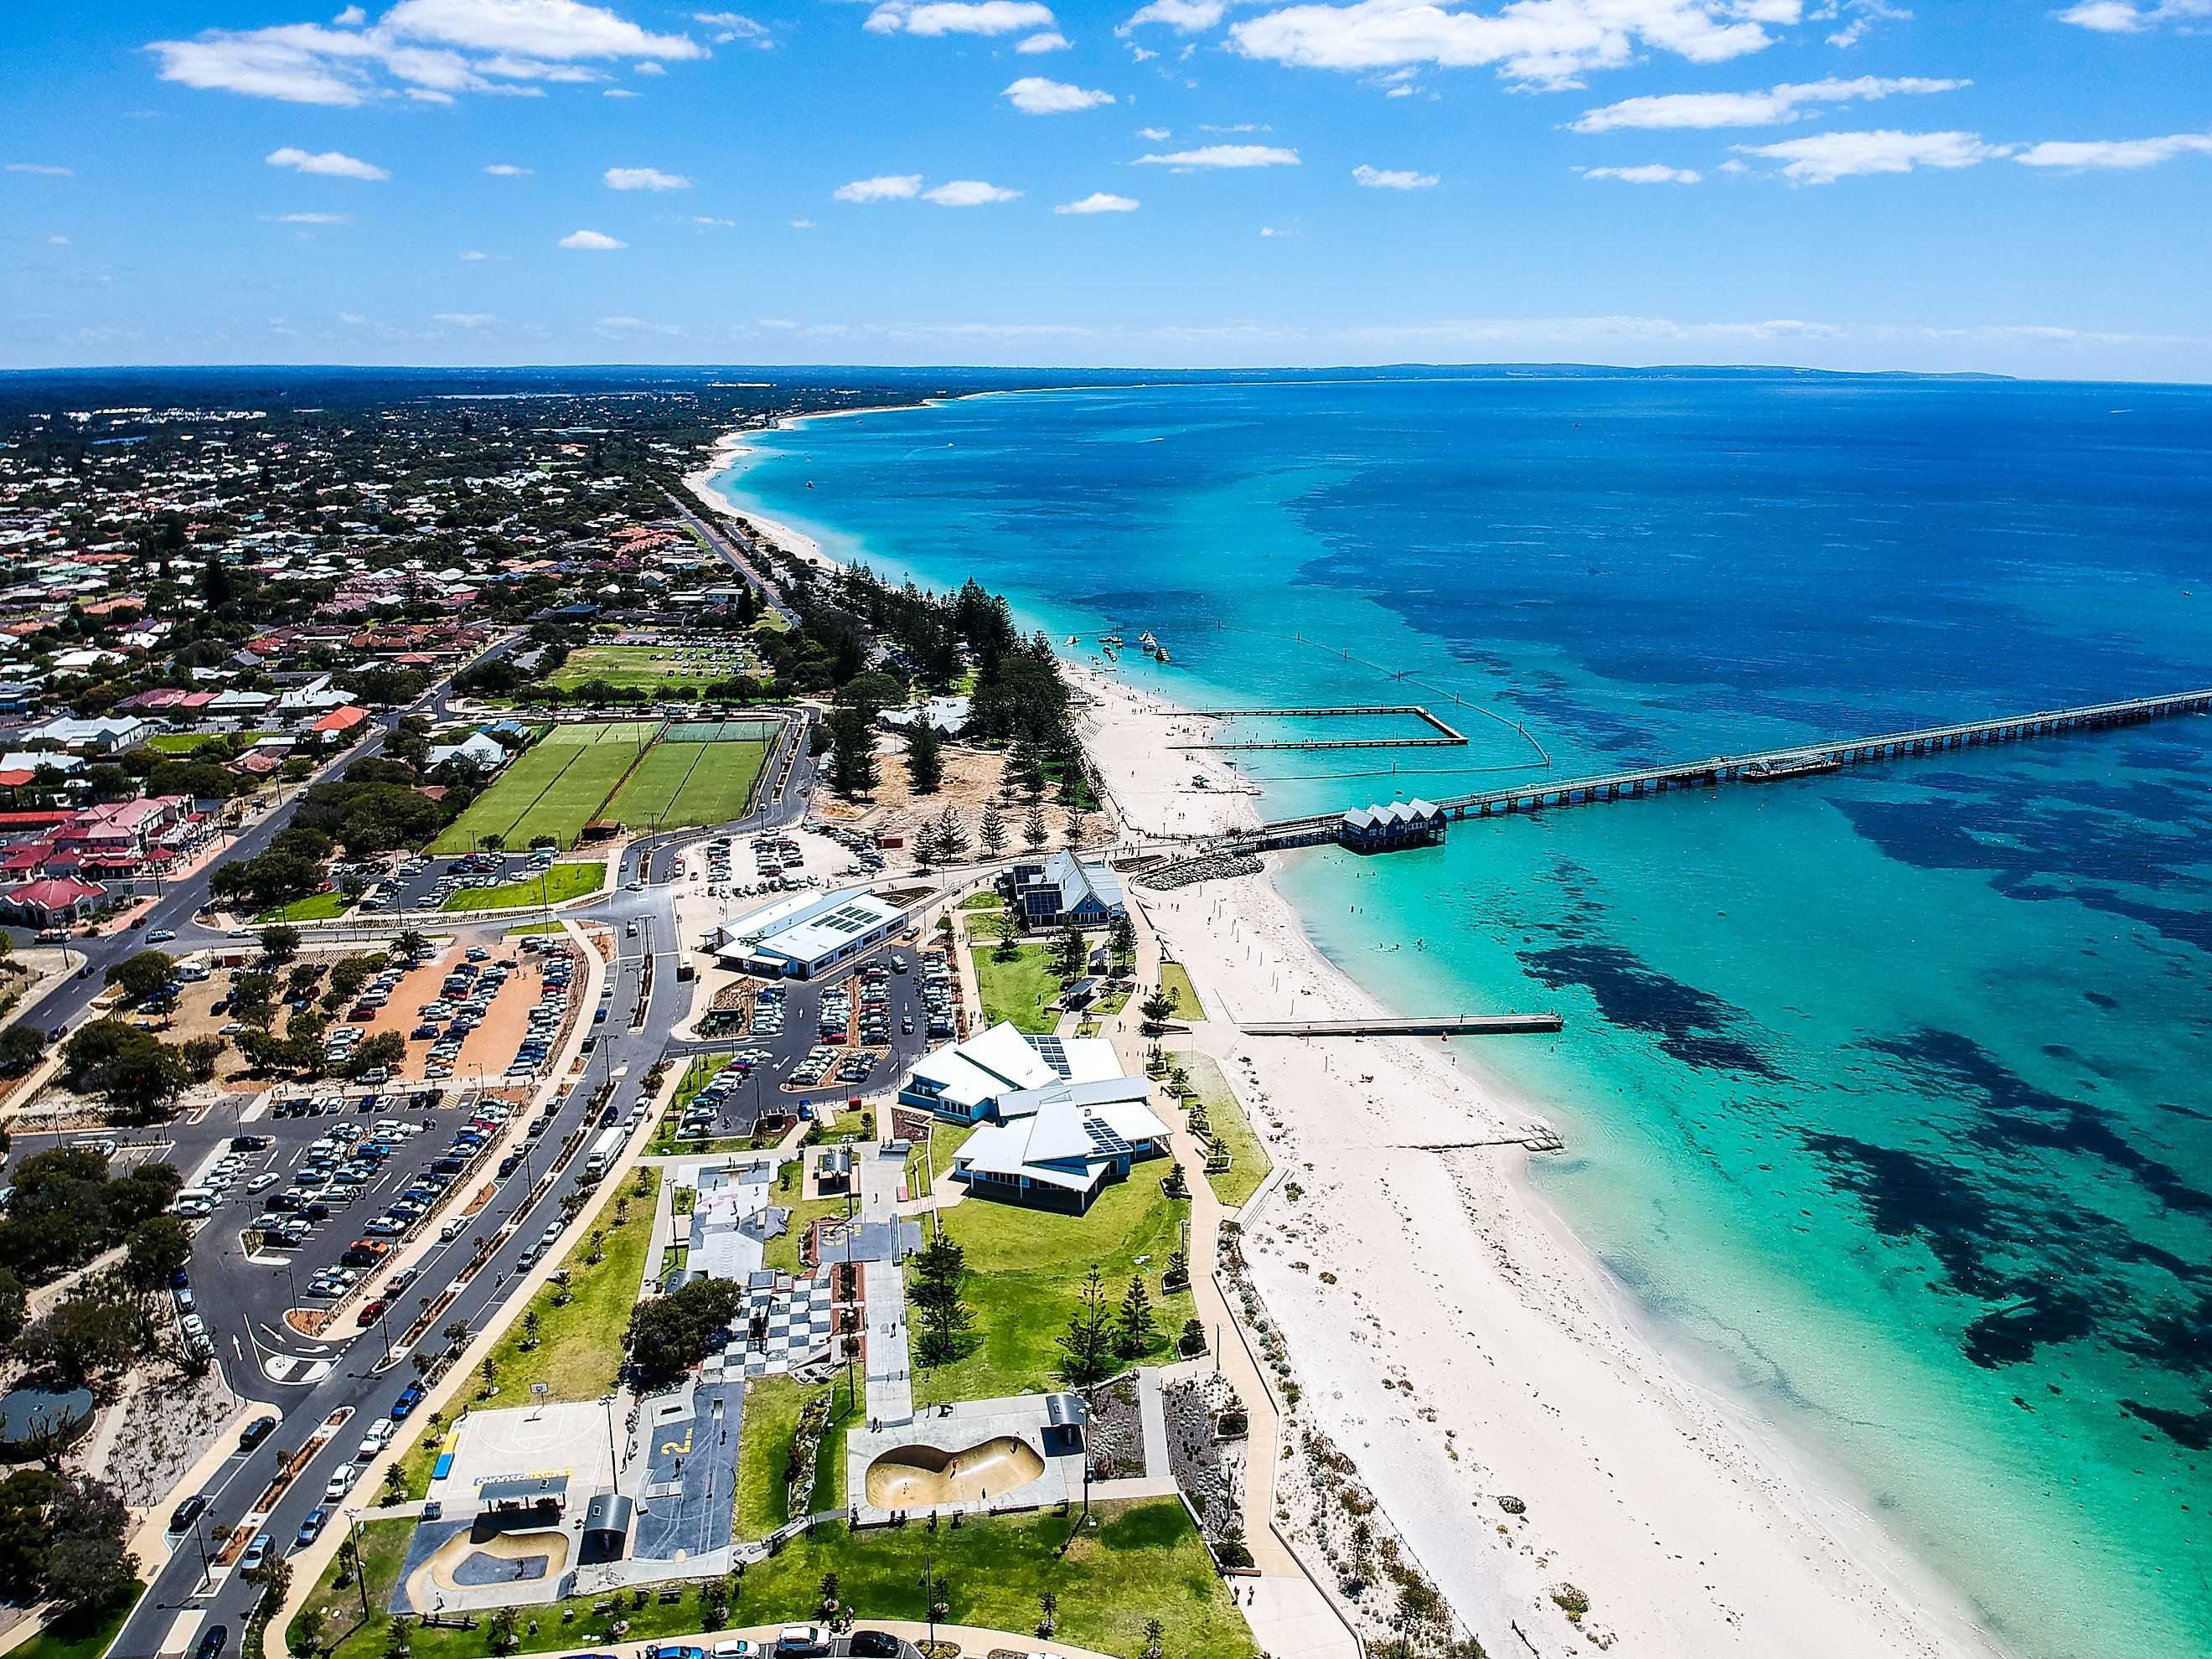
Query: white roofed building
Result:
<box><xmin>708</xmin><ymin>886</ymin><xmax>909</xmax><ymax>979</ymax></box>
<box><xmin>897</xmin><ymin>1020</ymin><xmax>1124</xmax><ymax>1124</ymax></box>
<box><xmin>951</xmin><ymin>1085</ymin><xmax>1171</xmax><ymax>1213</ymax></box>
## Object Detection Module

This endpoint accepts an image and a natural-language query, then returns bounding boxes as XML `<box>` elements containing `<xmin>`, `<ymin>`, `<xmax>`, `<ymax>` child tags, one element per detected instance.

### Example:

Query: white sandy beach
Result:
<box><xmin>1071</xmin><ymin>663</ymin><xmax>2005</xmax><ymax>1659</ymax></box>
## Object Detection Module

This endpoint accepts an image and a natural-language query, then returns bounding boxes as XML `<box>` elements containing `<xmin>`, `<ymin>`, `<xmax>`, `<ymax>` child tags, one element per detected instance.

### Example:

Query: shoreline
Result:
<box><xmin>690</xmin><ymin>416</ymin><xmax>2007</xmax><ymax>1657</ymax></box>
<box><xmin>1071</xmin><ymin>661</ymin><xmax>2003</xmax><ymax>1659</ymax></box>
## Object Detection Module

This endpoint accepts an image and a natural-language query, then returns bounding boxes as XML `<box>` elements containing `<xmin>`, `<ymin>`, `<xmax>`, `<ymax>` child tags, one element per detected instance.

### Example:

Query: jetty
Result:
<box><xmin>1236</xmin><ymin>687</ymin><xmax>2212</xmax><ymax>851</ymax></box>
<box><xmin>1242</xmin><ymin>1014</ymin><xmax>1563</xmax><ymax>1037</ymax></box>
<box><xmin>1175</xmin><ymin>703</ymin><xmax>1468</xmax><ymax>752</ymax></box>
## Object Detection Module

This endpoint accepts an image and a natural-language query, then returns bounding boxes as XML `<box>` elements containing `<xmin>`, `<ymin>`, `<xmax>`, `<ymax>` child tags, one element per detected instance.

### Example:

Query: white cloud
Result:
<box><xmin>1825</xmin><ymin>0</ymin><xmax>1910</xmax><ymax>45</ymax></box>
<box><xmin>261</xmin><ymin>210</ymin><xmax>354</xmax><ymax>221</ymax></box>
<box><xmin>266</xmin><ymin>146</ymin><xmax>389</xmax><ymax>179</ymax></box>
<box><xmin>864</xmin><ymin>2</ymin><xmax>1056</xmax><ymax>36</ymax></box>
<box><xmin>1352</xmin><ymin>163</ymin><xmax>1437</xmax><ymax>187</ymax></box>
<box><xmin>789</xmin><ymin>218</ymin><xmax>816</xmax><ymax>227</ymax></box>
<box><xmin>6</xmin><ymin>163</ymin><xmax>74</xmax><ymax>177</ymax></box>
<box><xmin>1016</xmin><ymin>29</ymin><xmax>1070</xmax><ymax>49</ymax></box>
<box><xmin>1004</xmin><ymin>75</ymin><xmax>1114</xmax><ymax>111</ymax></box>
<box><xmin>1229</xmin><ymin>0</ymin><xmax>1801</xmax><ymax>90</ymax></box>
<box><xmin>923</xmin><ymin>178</ymin><xmax>1022</xmax><ymax>204</ymax></box>
<box><xmin>434</xmin><ymin>311</ymin><xmax>496</xmax><ymax>326</ymax></box>
<box><xmin>339</xmin><ymin>311</ymin><xmax>370</xmax><ymax>324</ymax></box>
<box><xmin>1585</xmin><ymin>162</ymin><xmax>1702</xmax><ymax>181</ymax></box>
<box><xmin>634</xmin><ymin>59</ymin><xmax>665</xmax><ymax>72</ymax></box>
<box><xmin>1259</xmin><ymin>224</ymin><xmax>1300</xmax><ymax>235</ymax></box>
<box><xmin>695</xmin><ymin>11</ymin><xmax>773</xmax><ymax>44</ymax></box>
<box><xmin>483</xmin><ymin>162</ymin><xmax>531</xmax><ymax>174</ymax></box>
<box><xmin>598</xmin><ymin>313</ymin><xmax>680</xmax><ymax>333</ymax></box>
<box><xmin>2013</xmin><ymin>131</ymin><xmax>2212</xmax><ymax>168</ymax></box>
<box><xmin>2057</xmin><ymin>0</ymin><xmax>2211</xmax><ymax>29</ymax></box>
<box><xmin>834</xmin><ymin>173</ymin><xmax>923</xmax><ymax>201</ymax></box>
<box><xmin>1739</xmin><ymin>128</ymin><xmax>2003</xmax><ymax>182</ymax></box>
<box><xmin>148</xmin><ymin>0</ymin><xmax>703</xmax><ymax>106</ymax></box>
<box><xmin>1138</xmin><ymin>126</ymin><xmax>1171</xmax><ymax>139</ymax></box>
<box><xmin>48</xmin><ymin>235</ymin><xmax>71</xmax><ymax>245</ymax></box>
<box><xmin>1123</xmin><ymin>0</ymin><xmax>1227</xmax><ymax>28</ymax></box>
<box><xmin>603</xmin><ymin>85</ymin><xmax>639</xmax><ymax>95</ymax></box>
<box><xmin>691</xmin><ymin>214</ymin><xmax>736</xmax><ymax>225</ymax></box>
<box><xmin>605</xmin><ymin>165</ymin><xmax>691</xmax><ymax>189</ymax></box>
<box><xmin>1573</xmin><ymin>75</ymin><xmax>1965</xmax><ymax>132</ymax></box>
<box><xmin>1055</xmin><ymin>190</ymin><xmax>1141</xmax><ymax>211</ymax></box>
<box><xmin>459</xmin><ymin>249</ymin><xmax>493</xmax><ymax>258</ymax></box>
<box><xmin>1136</xmin><ymin>143</ymin><xmax>1300</xmax><ymax>168</ymax></box>
<box><xmin>558</xmin><ymin>227</ymin><xmax>627</xmax><ymax>247</ymax></box>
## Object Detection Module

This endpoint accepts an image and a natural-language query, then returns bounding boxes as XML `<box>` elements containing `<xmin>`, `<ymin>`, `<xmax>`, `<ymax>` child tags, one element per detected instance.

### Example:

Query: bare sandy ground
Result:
<box><xmin>1073</xmin><ymin>664</ymin><xmax>2003</xmax><ymax>1659</ymax></box>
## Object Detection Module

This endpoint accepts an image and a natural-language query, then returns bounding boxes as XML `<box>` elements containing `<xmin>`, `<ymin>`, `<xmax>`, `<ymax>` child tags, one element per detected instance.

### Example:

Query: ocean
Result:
<box><xmin>716</xmin><ymin>374</ymin><xmax>2212</xmax><ymax>1659</ymax></box>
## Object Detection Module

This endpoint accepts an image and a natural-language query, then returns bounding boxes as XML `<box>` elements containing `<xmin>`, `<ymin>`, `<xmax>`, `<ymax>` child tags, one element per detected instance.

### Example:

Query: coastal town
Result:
<box><xmin>0</xmin><ymin>379</ymin><xmax>1517</xmax><ymax>1659</ymax></box>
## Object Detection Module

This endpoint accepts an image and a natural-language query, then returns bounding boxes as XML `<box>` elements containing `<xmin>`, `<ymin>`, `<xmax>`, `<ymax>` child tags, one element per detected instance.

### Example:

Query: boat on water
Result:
<box><xmin>1155</xmin><ymin>646</ymin><xmax>1172</xmax><ymax>664</ymax></box>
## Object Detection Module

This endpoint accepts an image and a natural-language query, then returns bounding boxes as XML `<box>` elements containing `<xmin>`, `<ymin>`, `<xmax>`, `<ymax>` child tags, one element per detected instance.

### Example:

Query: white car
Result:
<box><xmin>249</xmin><ymin>1172</ymin><xmax>281</xmax><ymax>1192</ymax></box>
<box><xmin>147</xmin><ymin>928</ymin><xmax>177</xmax><ymax>943</ymax></box>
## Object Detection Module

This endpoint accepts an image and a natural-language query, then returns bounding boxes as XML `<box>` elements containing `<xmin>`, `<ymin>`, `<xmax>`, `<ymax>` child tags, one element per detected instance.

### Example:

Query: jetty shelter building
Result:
<box><xmin>1340</xmin><ymin>798</ymin><xmax>1446</xmax><ymax>854</ymax></box>
<box><xmin>897</xmin><ymin>1021</ymin><xmax>1121</xmax><ymax>1124</ymax></box>
<box><xmin>1000</xmin><ymin>851</ymin><xmax>1128</xmax><ymax>928</ymax></box>
<box><xmin>708</xmin><ymin>888</ymin><xmax>907</xmax><ymax>979</ymax></box>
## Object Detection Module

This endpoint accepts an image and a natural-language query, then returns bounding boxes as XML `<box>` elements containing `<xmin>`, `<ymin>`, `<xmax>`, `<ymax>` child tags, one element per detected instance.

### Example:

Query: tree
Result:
<box><xmin>1022</xmin><ymin>803</ymin><xmax>1050</xmax><ymax>851</ymax></box>
<box><xmin>1140</xmin><ymin>985</ymin><xmax>1180</xmax><ymax>1030</ymax></box>
<box><xmin>827</xmin><ymin>704</ymin><xmax>878</xmax><ymax>799</ymax></box>
<box><xmin>1055</xmin><ymin>1265</ymin><xmax>1115</xmax><ymax>1387</ymax></box>
<box><xmin>59</xmin><ymin>1021</ymin><xmax>187</xmax><ymax>1121</ymax></box>
<box><xmin>978</xmin><ymin>805</ymin><xmax>1007</xmax><ymax>859</ymax></box>
<box><xmin>909</xmin><ymin>1233</ymin><xmax>973</xmax><ymax>1367</ymax></box>
<box><xmin>911</xmin><ymin>819</ymin><xmax>941</xmax><ymax>871</ymax></box>
<box><xmin>179</xmin><ymin>1036</ymin><xmax>226</xmax><ymax>1084</ymax></box>
<box><xmin>1108</xmin><ymin>913</ymin><xmax>1136</xmax><ymax>969</ymax></box>
<box><xmin>121</xmin><ymin>1216</ymin><xmax>192</xmax><ymax>1291</ymax></box>
<box><xmin>988</xmin><ymin>907</ymin><xmax>1021</xmax><ymax>961</ymax></box>
<box><xmin>106</xmin><ymin>951</ymin><xmax>176</xmax><ymax>1007</ymax></box>
<box><xmin>346</xmin><ymin>1031</ymin><xmax>406</xmax><ymax>1078</ymax></box>
<box><xmin>0</xmin><ymin>1024</ymin><xmax>47</xmax><ymax>1075</ymax></box>
<box><xmin>20</xmin><ymin>1275</ymin><xmax>153</xmax><ymax>1396</ymax></box>
<box><xmin>905</xmin><ymin>719</ymin><xmax>943</xmax><ymax>796</ymax></box>
<box><xmin>1115</xmin><ymin>1274</ymin><xmax>1156</xmax><ymax>1360</ymax></box>
<box><xmin>1051</xmin><ymin>917</ymin><xmax>1087</xmax><ymax>981</ymax></box>
<box><xmin>258</xmin><ymin>923</ymin><xmax>300</xmax><ymax>964</ymax></box>
<box><xmin>624</xmin><ymin>1276</ymin><xmax>747</xmax><ymax>1385</ymax></box>
<box><xmin>393</xmin><ymin>929</ymin><xmax>431</xmax><ymax>961</ymax></box>
<box><xmin>1064</xmin><ymin>808</ymin><xmax>1089</xmax><ymax>848</ymax></box>
<box><xmin>1011</xmin><ymin>744</ymin><xmax>1047</xmax><ymax>803</ymax></box>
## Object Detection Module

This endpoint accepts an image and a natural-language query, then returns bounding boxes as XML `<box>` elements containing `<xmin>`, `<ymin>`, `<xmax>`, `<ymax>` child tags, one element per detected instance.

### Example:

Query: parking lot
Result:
<box><xmin>339</xmin><ymin>933</ymin><xmax>579</xmax><ymax>1086</ymax></box>
<box><xmin>380</xmin><ymin>846</ymin><xmax>568</xmax><ymax>913</ymax></box>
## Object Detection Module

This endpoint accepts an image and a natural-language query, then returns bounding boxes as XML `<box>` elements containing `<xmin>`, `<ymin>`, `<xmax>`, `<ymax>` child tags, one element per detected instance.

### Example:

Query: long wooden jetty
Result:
<box><xmin>1242</xmin><ymin>1014</ymin><xmax>1563</xmax><ymax>1037</ymax></box>
<box><xmin>1238</xmin><ymin>687</ymin><xmax>2212</xmax><ymax>849</ymax></box>
<box><xmin>1175</xmin><ymin>703</ymin><xmax>1468</xmax><ymax>752</ymax></box>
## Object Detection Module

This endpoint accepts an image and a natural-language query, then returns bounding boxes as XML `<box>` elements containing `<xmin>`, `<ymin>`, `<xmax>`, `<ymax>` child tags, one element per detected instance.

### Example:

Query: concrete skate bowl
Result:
<box><xmin>405</xmin><ymin>1526</ymin><xmax>570</xmax><ymax>1608</ymax></box>
<box><xmin>864</xmin><ymin>1436</ymin><xmax>1046</xmax><ymax>1508</ymax></box>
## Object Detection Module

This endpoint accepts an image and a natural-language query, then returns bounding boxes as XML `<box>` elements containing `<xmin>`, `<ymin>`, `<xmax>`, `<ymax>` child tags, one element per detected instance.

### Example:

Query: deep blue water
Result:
<box><xmin>721</xmin><ymin>375</ymin><xmax>2212</xmax><ymax>1659</ymax></box>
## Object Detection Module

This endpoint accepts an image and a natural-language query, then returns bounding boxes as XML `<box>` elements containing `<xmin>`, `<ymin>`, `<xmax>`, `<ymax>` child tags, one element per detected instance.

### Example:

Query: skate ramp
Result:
<box><xmin>863</xmin><ymin>1435</ymin><xmax>1046</xmax><ymax>1508</ymax></box>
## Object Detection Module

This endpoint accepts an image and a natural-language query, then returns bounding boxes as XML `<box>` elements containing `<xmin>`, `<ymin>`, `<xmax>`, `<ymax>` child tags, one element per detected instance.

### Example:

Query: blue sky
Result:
<box><xmin>3</xmin><ymin>0</ymin><xmax>2209</xmax><ymax>377</ymax></box>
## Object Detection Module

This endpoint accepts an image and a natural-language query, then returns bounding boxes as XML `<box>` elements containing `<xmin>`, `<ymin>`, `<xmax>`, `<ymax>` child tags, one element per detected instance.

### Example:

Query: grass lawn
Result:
<box><xmin>764</xmin><ymin>1188</ymin><xmax>851</xmax><ymax>1274</ymax></box>
<box><xmin>256</xmin><ymin>890</ymin><xmax>352</xmax><ymax>923</ymax></box>
<box><xmin>477</xmin><ymin>1165</ymin><xmax>661</xmax><ymax>1402</ymax></box>
<box><xmin>147</xmin><ymin>730</ymin><xmax>277</xmax><ymax>755</ymax></box>
<box><xmin>676</xmin><ymin>1053</ymin><xmax>732</xmax><ymax>1104</ymax></box>
<box><xmin>549</xmin><ymin>643</ymin><xmax>755</xmax><ymax>695</ymax></box>
<box><xmin>329</xmin><ymin>1501</ymin><xmax>1251</xmax><ymax>1659</ymax></box>
<box><xmin>12</xmin><ymin>1588</ymin><xmax>144</xmax><ymax>1659</ymax></box>
<box><xmin>1179</xmin><ymin>1050</ymin><xmax>1272</xmax><ymax>1208</ymax></box>
<box><xmin>923</xmin><ymin>1174</ymin><xmax>1194</xmax><ymax>1404</ymax></box>
<box><xmin>439</xmin><ymin>861</ymin><xmax>604</xmax><ymax>912</ymax></box>
<box><xmin>431</xmin><ymin>723</ymin><xmax>649</xmax><ymax>852</ymax></box>
<box><xmin>504</xmin><ymin>919</ymin><xmax>565</xmax><ymax>937</ymax></box>
<box><xmin>290</xmin><ymin>1516</ymin><xmax>411</xmax><ymax>1659</ymax></box>
<box><xmin>970</xmin><ymin>941</ymin><xmax>1063</xmax><ymax>1035</ymax></box>
<box><xmin>1158</xmin><ymin>959</ymin><xmax>1206</xmax><ymax>1021</ymax></box>
<box><xmin>386</xmin><ymin>1169</ymin><xmax>662</xmax><ymax>1502</ymax></box>
<box><xmin>607</xmin><ymin>736</ymin><xmax>768</xmax><ymax>831</ymax></box>
<box><xmin>736</xmin><ymin>1373</ymin><xmax>822</xmax><ymax>1538</ymax></box>
<box><xmin>956</xmin><ymin>891</ymin><xmax>1001</xmax><ymax>911</ymax></box>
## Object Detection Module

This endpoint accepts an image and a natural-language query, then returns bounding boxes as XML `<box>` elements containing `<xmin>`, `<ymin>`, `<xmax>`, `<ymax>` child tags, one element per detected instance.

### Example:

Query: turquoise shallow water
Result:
<box><xmin>720</xmin><ymin>376</ymin><xmax>2212</xmax><ymax>1659</ymax></box>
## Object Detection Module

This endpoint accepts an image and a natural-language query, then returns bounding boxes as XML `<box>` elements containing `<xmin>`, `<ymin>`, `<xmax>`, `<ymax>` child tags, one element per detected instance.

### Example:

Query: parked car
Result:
<box><xmin>845</xmin><ymin>1635</ymin><xmax>902</xmax><ymax>1658</ymax></box>
<box><xmin>292</xmin><ymin>1508</ymin><xmax>328</xmax><ymax>1550</ymax></box>
<box><xmin>238</xmin><ymin>1532</ymin><xmax>271</xmax><ymax>1574</ymax></box>
<box><xmin>771</xmin><ymin>1631</ymin><xmax>830</xmax><ymax>1659</ymax></box>
<box><xmin>168</xmin><ymin>1494</ymin><xmax>208</xmax><ymax>1533</ymax></box>
<box><xmin>193</xmin><ymin>1623</ymin><xmax>229</xmax><ymax>1659</ymax></box>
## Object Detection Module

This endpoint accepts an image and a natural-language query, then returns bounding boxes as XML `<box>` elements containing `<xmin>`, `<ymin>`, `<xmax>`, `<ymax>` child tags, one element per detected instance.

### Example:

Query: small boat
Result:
<box><xmin>1155</xmin><ymin>647</ymin><xmax>1171</xmax><ymax>664</ymax></box>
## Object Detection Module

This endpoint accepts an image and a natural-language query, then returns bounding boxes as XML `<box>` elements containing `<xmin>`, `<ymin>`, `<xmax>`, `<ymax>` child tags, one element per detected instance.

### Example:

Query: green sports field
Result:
<box><xmin>547</xmin><ymin>642</ymin><xmax>757</xmax><ymax>694</ymax></box>
<box><xmin>603</xmin><ymin>726</ymin><xmax>771</xmax><ymax>831</ymax></box>
<box><xmin>430</xmin><ymin>721</ymin><xmax>656</xmax><ymax>851</ymax></box>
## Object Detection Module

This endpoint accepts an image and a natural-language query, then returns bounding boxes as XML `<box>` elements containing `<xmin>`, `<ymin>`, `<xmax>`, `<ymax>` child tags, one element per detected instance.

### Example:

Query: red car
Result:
<box><xmin>356</xmin><ymin>1298</ymin><xmax>390</xmax><ymax>1327</ymax></box>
